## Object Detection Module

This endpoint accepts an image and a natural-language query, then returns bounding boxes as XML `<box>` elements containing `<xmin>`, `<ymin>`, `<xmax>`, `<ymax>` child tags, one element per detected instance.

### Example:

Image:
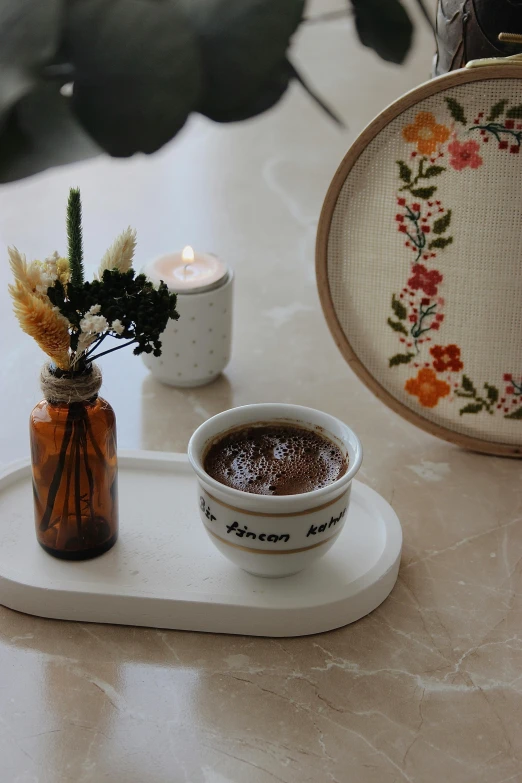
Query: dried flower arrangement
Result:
<box><xmin>9</xmin><ymin>188</ymin><xmax>179</xmax><ymax>371</ymax></box>
<box><xmin>8</xmin><ymin>188</ymin><xmax>179</xmax><ymax>559</ymax></box>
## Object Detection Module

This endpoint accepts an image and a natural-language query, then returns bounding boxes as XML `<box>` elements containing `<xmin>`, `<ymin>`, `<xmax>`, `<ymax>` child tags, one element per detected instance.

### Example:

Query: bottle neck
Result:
<box><xmin>40</xmin><ymin>362</ymin><xmax>102</xmax><ymax>405</ymax></box>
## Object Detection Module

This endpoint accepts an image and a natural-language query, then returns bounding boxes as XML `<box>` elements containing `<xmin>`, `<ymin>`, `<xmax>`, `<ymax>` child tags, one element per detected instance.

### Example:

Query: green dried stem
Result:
<box><xmin>67</xmin><ymin>188</ymin><xmax>84</xmax><ymax>287</ymax></box>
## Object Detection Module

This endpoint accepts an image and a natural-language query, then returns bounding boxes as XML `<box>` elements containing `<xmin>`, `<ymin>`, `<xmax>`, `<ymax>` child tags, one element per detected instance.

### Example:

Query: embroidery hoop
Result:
<box><xmin>316</xmin><ymin>65</ymin><xmax>522</xmax><ymax>458</ymax></box>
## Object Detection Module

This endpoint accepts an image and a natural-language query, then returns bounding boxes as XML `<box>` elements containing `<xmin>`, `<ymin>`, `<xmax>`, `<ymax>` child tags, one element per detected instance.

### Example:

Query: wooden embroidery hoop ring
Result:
<box><xmin>316</xmin><ymin>65</ymin><xmax>522</xmax><ymax>458</ymax></box>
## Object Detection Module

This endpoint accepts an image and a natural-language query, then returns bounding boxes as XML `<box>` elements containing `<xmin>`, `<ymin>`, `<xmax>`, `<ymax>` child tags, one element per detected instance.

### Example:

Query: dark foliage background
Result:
<box><xmin>0</xmin><ymin>0</ymin><xmax>430</xmax><ymax>182</ymax></box>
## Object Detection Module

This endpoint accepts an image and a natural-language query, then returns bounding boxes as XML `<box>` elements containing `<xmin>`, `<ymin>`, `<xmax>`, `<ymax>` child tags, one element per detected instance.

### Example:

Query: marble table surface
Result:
<box><xmin>1</xmin><ymin>2</ymin><xmax>521</xmax><ymax>781</ymax></box>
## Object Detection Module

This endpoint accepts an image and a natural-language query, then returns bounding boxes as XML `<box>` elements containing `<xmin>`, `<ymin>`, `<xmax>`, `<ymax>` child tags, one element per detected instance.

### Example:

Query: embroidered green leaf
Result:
<box><xmin>505</xmin><ymin>406</ymin><xmax>522</xmax><ymax>419</ymax></box>
<box><xmin>506</xmin><ymin>104</ymin><xmax>522</xmax><ymax>119</ymax></box>
<box><xmin>410</xmin><ymin>186</ymin><xmax>437</xmax><ymax>199</ymax></box>
<box><xmin>389</xmin><ymin>352</ymin><xmax>414</xmax><ymax>367</ymax></box>
<box><xmin>461</xmin><ymin>375</ymin><xmax>476</xmax><ymax>394</ymax></box>
<box><xmin>428</xmin><ymin>236</ymin><xmax>453</xmax><ymax>249</ymax></box>
<box><xmin>396</xmin><ymin>160</ymin><xmax>412</xmax><ymax>183</ymax></box>
<box><xmin>391</xmin><ymin>294</ymin><xmax>407</xmax><ymax>320</ymax></box>
<box><xmin>433</xmin><ymin>209</ymin><xmax>452</xmax><ymax>235</ymax></box>
<box><xmin>485</xmin><ymin>384</ymin><xmax>499</xmax><ymax>404</ymax></box>
<box><xmin>487</xmin><ymin>100</ymin><xmax>508</xmax><ymax>121</ymax></box>
<box><xmin>445</xmin><ymin>97</ymin><xmax>467</xmax><ymax>125</ymax></box>
<box><xmin>459</xmin><ymin>403</ymin><xmax>484</xmax><ymax>415</ymax></box>
<box><xmin>387</xmin><ymin>317</ymin><xmax>408</xmax><ymax>335</ymax></box>
<box><xmin>422</xmin><ymin>165</ymin><xmax>445</xmax><ymax>178</ymax></box>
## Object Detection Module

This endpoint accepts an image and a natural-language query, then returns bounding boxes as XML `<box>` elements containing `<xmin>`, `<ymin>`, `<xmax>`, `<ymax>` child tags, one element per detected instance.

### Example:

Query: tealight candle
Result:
<box><xmin>147</xmin><ymin>246</ymin><xmax>228</xmax><ymax>293</ymax></box>
<box><xmin>142</xmin><ymin>247</ymin><xmax>234</xmax><ymax>387</ymax></box>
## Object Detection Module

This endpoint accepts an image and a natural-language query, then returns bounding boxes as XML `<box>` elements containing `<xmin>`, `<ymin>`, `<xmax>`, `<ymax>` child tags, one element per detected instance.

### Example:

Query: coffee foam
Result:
<box><xmin>203</xmin><ymin>424</ymin><xmax>348</xmax><ymax>496</ymax></box>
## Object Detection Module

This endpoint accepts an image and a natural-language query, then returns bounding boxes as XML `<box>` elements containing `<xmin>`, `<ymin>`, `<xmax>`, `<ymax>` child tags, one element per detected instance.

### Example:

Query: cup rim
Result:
<box><xmin>187</xmin><ymin>403</ymin><xmax>363</xmax><ymax>506</ymax></box>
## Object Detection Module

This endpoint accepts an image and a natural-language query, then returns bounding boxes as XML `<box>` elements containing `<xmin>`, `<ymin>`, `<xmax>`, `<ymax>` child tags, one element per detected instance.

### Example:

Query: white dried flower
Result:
<box><xmin>32</xmin><ymin>252</ymin><xmax>70</xmax><ymax>295</ymax></box>
<box><xmin>88</xmin><ymin>304</ymin><xmax>101</xmax><ymax>315</ymax></box>
<box><xmin>80</xmin><ymin>313</ymin><xmax>108</xmax><ymax>335</ymax></box>
<box><xmin>34</xmin><ymin>270</ymin><xmax>56</xmax><ymax>295</ymax></box>
<box><xmin>111</xmin><ymin>319</ymin><xmax>124</xmax><ymax>335</ymax></box>
<box><xmin>44</xmin><ymin>251</ymin><xmax>59</xmax><ymax>273</ymax></box>
<box><xmin>43</xmin><ymin>251</ymin><xmax>69</xmax><ymax>285</ymax></box>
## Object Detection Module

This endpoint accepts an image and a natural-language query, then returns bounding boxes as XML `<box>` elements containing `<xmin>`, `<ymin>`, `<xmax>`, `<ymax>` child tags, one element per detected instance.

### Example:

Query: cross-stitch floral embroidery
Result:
<box><xmin>430</xmin><ymin>344</ymin><xmax>463</xmax><ymax>373</ymax></box>
<box><xmin>407</xmin><ymin>265</ymin><xmax>443</xmax><ymax>297</ymax></box>
<box><xmin>388</xmin><ymin>95</ymin><xmax>520</xmax><ymax>420</ymax></box>
<box><xmin>405</xmin><ymin>369</ymin><xmax>450</xmax><ymax>408</ymax></box>
<box><xmin>402</xmin><ymin>112</ymin><xmax>450</xmax><ymax>155</ymax></box>
<box><xmin>447</xmin><ymin>139</ymin><xmax>483</xmax><ymax>171</ymax></box>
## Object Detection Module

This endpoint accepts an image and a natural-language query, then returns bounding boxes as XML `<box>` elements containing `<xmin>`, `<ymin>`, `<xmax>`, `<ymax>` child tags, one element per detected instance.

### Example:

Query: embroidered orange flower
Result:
<box><xmin>405</xmin><ymin>368</ymin><xmax>450</xmax><ymax>408</ymax></box>
<box><xmin>402</xmin><ymin>113</ymin><xmax>450</xmax><ymax>155</ymax></box>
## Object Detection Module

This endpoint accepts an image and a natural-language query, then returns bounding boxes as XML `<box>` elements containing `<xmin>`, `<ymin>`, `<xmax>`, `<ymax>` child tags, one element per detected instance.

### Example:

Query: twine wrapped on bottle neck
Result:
<box><xmin>40</xmin><ymin>362</ymin><xmax>102</xmax><ymax>404</ymax></box>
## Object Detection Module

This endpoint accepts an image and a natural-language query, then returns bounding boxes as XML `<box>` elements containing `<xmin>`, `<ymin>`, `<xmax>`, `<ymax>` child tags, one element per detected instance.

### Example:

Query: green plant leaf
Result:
<box><xmin>288</xmin><ymin>63</ymin><xmax>344</xmax><ymax>127</ymax></box>
<box><xmin>391</xmin><ymin>294</ymin><xmax>407</xmax><ymax>320</ymax></box>
<box><xmin>0</xmin><ymin>84</ymin><xmax>100</xmax><ymax>183</ymax></box>
<box><xmin>422</xmin><ymin>165</ymin><xmax>445</xmax><ymax>178</ymax></box>
<box><xmin>67</xmin><ymin>0</ymin><xmax>202</xmax><ymax>156</ymax></box>
<box><xmin>506</xmin><ymin>104</ymin><xmax>522</xmax><ymax>119</ymax></box>
<box><xmin>485</xmin><ymin>384</ymin><xmax>499</xmax><ymax>404</ymax></box>
<box><xmin>433</xmin><ymin>209</ymin><xmax>452</xmax><ymax>234</ymax></box>
<box><xmin>387</xmin><ymin>318</ymin><xmax>408</xmax><ymax>335</ymax></box>
<box><xmin>461</xmin><ymin>375</ymin><xmax>476</xmax><ymax>394</ymax></box>
<box><xmin>350</xmin><ymin>0</ymin><xmax>413</xmax><ymax>65</ymax></box>
<box><xmin>459</xmin><ymin>403</ymin><xmax>484</xmax><ymax>415</ymax></box>
<box><xmin>487</xmin><ymin>100</ymin><xmax>508</xmax><ymax>121</ymax></box>
<box><xmin>428</xmin><ymin>236</ymin><xmax>453</xmax><ymax>249</ymax></box>
<box><xmin>445</xmin><ymin>96</ymin><xmax>467</xmax><ymax>125</ymax></box>
<box><xmin>183</xmin><ymin>0</ymin><xmax>305</xmax><ymax>122</ymax></box>
<box><xmin>505</xmin><ymin>406</ymin><xmax>522</xmax><ymax>419</ymax></box>
<box><xmin>0</xmin><ymin>0</ymin><xmax>64</xmax><ymax>120</ymax></box>
<box><xmin>389</xmin><ymin>352</ymin><xmax>414</xmax><ymax>367</ymax></box>
<box><xmin>396</xmin><ymin>160</ymin><xmax>412</xmax><ymax>183</ymax></box>
<box><xmin>410</xmin><ymin>186</ymin><xmax>437</xmax><ymax>199</ymax></box>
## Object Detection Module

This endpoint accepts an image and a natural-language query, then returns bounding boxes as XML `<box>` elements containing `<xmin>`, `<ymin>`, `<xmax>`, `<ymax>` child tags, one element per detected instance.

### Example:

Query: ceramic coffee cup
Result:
<box><xmin>187</xmin><ymin>403</ymin><xmax>363</xmax><ymax>577</ymax></box>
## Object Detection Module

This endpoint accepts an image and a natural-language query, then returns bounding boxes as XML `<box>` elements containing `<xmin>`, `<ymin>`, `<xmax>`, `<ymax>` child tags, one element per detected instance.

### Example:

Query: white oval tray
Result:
<box><xmin>0</xmin><ymin>450</ymin><xmax>402</xmax><ymax>637</ymax></box>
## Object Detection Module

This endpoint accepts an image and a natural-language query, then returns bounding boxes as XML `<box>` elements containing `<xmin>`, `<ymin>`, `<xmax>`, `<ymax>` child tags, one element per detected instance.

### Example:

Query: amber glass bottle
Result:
<box><xmin>30</xmin><ymin>391</ymin><xmax>118</xmax><ymax>560</ymax></box>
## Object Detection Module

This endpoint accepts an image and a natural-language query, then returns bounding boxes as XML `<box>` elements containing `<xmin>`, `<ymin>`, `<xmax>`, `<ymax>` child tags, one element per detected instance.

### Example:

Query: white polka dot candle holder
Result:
<box><xmin>142</xmin><ymin>249</ymin><xmax>233</xmax><ymax>388</ymax></box>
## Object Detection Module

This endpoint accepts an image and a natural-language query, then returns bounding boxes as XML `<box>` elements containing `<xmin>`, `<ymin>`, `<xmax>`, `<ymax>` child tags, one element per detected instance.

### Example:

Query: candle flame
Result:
<box><xmin>182</xmin><ymin>245</ymin><xmax>195</xmax><ymax>264</ymax></box>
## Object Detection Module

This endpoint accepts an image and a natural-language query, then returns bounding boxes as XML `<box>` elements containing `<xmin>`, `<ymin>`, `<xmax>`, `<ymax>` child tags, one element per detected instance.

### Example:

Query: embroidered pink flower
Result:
<box><xmin>448</xmin><ymin>139</ymin><xmax>483</xmax><ymax>171</ymax></box>
<box><xmin>407</xmin><ymin>264</ymin><xmax>443</xmax><ymax>297</ymax></box>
